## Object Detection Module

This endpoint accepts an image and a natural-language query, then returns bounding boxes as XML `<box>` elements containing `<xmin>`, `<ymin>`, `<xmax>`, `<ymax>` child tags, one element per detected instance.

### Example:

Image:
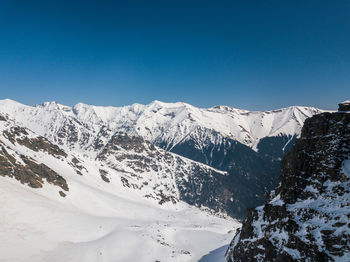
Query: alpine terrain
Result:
<box><xmin>226</xmin><ymin>101</ymin><xmax>350</xmax><ymax>261</ymax></box>
<box><xmin>0</xmin><ymin>99</ymin><xmax>323</xmax><ymax>218</ymax></box>
<box><xmin>0</xmin><ymin>99</ymin><xmax>324</xmax><ymax>262</ymax></box>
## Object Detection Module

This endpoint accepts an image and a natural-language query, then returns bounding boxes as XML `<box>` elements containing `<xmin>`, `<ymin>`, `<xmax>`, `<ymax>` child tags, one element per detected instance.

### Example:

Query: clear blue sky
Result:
<box><xmin>0</xmin><ymin>0</ymin><xmax>349</xmax><ymax>110</ymax></box>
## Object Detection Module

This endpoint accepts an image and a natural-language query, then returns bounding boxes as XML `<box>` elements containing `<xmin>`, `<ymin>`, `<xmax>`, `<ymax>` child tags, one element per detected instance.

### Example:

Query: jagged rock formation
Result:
<box><xmin>226</xmin><ymin>108</ymin><xmax>350</xmax><ymax>261</ymax></box>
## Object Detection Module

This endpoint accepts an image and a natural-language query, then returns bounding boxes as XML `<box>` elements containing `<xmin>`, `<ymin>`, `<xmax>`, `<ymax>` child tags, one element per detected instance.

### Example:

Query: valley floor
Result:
<box><xmin>0</xmin><ymin>176</ymin><xmax>240</xmax><ymax>262</ymax></box>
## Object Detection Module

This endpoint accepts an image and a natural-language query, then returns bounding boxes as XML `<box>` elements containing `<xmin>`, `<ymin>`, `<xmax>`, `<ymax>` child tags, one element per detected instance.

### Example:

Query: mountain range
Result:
<box><xmin>0</xmin><ymin>99</ymin><xmax>324</xmax><ymax>219</ymax></box>
<box><xmin>0</xmin><ymin>99</ymin><xmax>326</xmax><ymax>261</ymax></box>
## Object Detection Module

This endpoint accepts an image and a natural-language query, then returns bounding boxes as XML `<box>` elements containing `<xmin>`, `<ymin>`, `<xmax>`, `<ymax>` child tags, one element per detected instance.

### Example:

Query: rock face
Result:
<box><xmin>226</xmin><ymin>110</ymin><xmax>350</xmax><ymax>261</ymax></box>
<box><xmin>167</xmin><ymin>133</ymin><xmax>281</xmax><ymax>218</ymax></box>
<box><xmin>338</xmin><ymin>100</ymin><xmax>350</xmax><ymax>111</ymax></box>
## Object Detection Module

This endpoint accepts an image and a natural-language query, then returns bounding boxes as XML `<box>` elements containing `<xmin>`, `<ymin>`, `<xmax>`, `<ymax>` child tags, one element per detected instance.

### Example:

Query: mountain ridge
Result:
<box><xmin>0</xmin><ymin>99</ymin><xmax>326</xmax><ymax>218</ymax></box>
<box><xmin>0</xmin><ymin>98</ymin><xmax>326</xmax><ymax>151</ymax></box>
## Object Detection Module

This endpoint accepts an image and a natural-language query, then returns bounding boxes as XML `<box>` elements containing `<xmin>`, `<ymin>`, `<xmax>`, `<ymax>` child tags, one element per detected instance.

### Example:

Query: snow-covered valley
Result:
<box><xmin>0</xmin><ymin>175</ymin><xmax>239</xmax><ymax>262</ymax></box>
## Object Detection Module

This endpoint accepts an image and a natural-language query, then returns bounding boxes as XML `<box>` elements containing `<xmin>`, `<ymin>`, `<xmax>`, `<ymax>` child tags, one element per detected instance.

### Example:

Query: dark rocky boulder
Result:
<box><xmin>226</xmin><ymin>108</ymin><xmax>350</xmax><ymax>261</ymax></box>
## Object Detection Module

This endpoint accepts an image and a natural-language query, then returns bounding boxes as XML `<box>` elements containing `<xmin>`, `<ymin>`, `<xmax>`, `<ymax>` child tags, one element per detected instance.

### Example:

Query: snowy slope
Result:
<box><xmin>0</xmin><ymin>169</ymin><xmax>239</xmax><ymax>262</ymax></box>
<box><xmin>0</xmin><ymin>110</ymin><xmax>233</xmax><ymax>213</ymax></box>
<box><xmin>0</xmin><ymin>109</ymin><xmax>240</xmax><ymax>262</ymax></box>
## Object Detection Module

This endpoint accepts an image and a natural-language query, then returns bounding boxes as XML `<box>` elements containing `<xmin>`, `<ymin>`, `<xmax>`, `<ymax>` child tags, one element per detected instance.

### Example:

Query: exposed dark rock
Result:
<box><xmin>71</xmin><ymin>157</ymin><xmax>79</xmax><ymax>165</ymax></box>
<box><xmin>120</xmin><ymin>176</ymin><xmax>139</xmax><ymax>189</ymax></box>
<box><xmin>162</xmin><ymin>129</ymin><xmax>281</xmax><ymax>219</ymax></box>
<box><xmin>226</xmin><ymin>110</ymin><xmax>350</xmax><ymax>261</ymax></box>
<box><xmin>69</xmin><ymin>156</ymin><xmax>86</xmax><ymax>174</ymax></box>
<box><xmin>338</xmin><ymin>100</ymin><xmax>350</xmax><ymax>111</ymax></box>
<box><xmin>0</xmin><ymin>114</ymin><xmax>6</xmax><ymax>121</ymax></box>
<box><xmin>158</xmin><ymin>192</ymin><xmax>177</xmax><ymax>205</ymax></box>
<box><xmin>99</xmin><ymin>169</ymin><xmax>110</xmax><ymax>183</ymax></box>
<box><xmin>3</xmin><ymin>127</ymin><xmax>67</xmax><ymax>158</ymax></box>
<box><xmin>0</xmin><ymin>144</ymin><xmax>69</xmax><ymax>192</ymax></box>
<box><xmin>59</xmin><ymin>191</ymin><xmax>66</xmax><ymax>197</ymax></box>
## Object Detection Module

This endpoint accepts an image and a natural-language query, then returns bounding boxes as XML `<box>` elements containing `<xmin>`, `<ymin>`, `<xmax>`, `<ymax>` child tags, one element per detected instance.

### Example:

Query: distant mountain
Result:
<box><xmin>226</xmin><ymin>104</ymin><xmax>350</xmax><ymax>261</ymax></box>
<box><xmin>0</xmin><ymin>99</ymin><xmax>323</xmax><ymax>148</ymax></box>
<box><xmin>0</xmin><ymin>99</ymin><xmax>324</xmax><ymax>218</ymax></box>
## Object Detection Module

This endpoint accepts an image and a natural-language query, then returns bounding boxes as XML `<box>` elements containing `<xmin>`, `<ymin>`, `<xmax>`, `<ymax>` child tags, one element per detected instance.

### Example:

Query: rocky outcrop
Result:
<box><xmin>226</xmin><ymin>110</ymin><xmax>350</xmax><ymax>261</ymax></box>
<box><xmin>0</xmin><ymin>143</ymin><xmax>68</xmax><ymax>193</ymax></box>
<box><xmin>338</xmin><ymin>100</ymin><xmax>350</xmax><ymax>111</ymax></box>
<box><xmin>3</xmin><ymin>126</ymin><xmax>67</xmax><ymax>158</ymax></box>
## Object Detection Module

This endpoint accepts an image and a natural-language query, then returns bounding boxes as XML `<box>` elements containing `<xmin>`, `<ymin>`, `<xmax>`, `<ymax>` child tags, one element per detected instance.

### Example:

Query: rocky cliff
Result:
<box><xmin>226</xmin><ymin>107</ymin><xmax>350</xmax><ymax>261</ymax></box>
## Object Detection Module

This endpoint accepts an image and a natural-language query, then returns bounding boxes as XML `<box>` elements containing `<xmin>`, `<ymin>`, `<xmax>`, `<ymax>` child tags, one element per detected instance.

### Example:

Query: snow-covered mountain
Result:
<box><xmin>0</xmin><ymin>99</ymin><xmax>325</xmax><ymax>218</ymax></box>
<box><xmin>0</xmin><ymin>105</ymin><xmax>241</xmax><ymax>262</ymax></box>
<box><xmin>0</xmin><ymin>98</ymin><xmax>326</xmax><ymax>261</ymax></box>
<box><xmin>0</xmin><ymin>99</ymin><xmax>323</xmax><ymax>151</ymax></box>
<box><xmin>0</xmin><ymin>105</ymin><xmax>240</xmax><ymax>212</ymax></box>
<box><xmin>71</xmin><ymin>100</ymin><xmax>321</xmax><ymax>150</ymax></box>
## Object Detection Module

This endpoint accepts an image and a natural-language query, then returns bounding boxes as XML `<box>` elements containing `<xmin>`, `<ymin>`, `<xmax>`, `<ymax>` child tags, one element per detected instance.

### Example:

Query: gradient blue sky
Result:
<box><xmin>0</xmin><ymin>0</ymin><xmax>349</xmax><ymax>110</ymax></box>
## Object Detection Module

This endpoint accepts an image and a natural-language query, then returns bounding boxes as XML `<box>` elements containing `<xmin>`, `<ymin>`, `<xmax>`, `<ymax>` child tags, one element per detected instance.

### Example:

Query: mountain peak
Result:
<box><xmin>148</xmin><ymin>100</ymin><xmax>192</xmax><ymax>109</ymax></box>
<box><xmin>36</xmin><ymin>101</ymin><xmax>72</xmax><ymax>111</ymax></box>
<box><xmin>0</xmin><ymin>98</ymin><xmax>25</xmax><ymax>107</ymax></box>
